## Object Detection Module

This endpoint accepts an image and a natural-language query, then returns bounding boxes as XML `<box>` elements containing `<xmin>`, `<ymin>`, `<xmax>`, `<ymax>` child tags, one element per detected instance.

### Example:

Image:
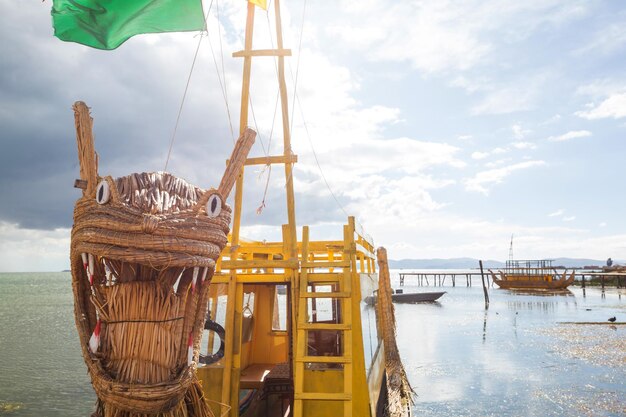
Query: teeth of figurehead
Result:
<box><xmin>173</xmin><ymin>269</ymin><xmax>185</xmax><ymax>293</ymax></box>
<box><xmin>81</xmin><ymin>253</ymin><xmax>88</xmax><ymax>270</ymax></box>
<box><xmin>191</xmin><ymin>267</ymin><xmax>199</xmax><ymax>292</ymax></box>
<box><xmin>104</xmin><ymin>261</ymin><xmax>113</xmax><ymax>286</ymax></box>
<box><xmin>88</xmin><ymin>254</ymin><xmax>95</xmax><ymax>286</ymax></box>
<box><xmin>201</xmin><ymin>267</ymin><xmax>208</xmax><ymax>283</ymax></box>
<box><xmin>89</xmin><ymin>319</ymin><xmax>101</xmax><ymax>354</ymax></box>
<box><xmin>187</xmin><ymin>332</ymin><xmax>194</xmax><ymax>366</ymax></box>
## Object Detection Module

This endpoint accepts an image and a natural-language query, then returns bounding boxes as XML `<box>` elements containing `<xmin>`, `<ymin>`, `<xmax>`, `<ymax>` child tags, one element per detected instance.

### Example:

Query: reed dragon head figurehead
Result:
<box><xmin>69</xmin><ymin>101</ymin><xmax>255</xmax><ymax>416</ymax></box>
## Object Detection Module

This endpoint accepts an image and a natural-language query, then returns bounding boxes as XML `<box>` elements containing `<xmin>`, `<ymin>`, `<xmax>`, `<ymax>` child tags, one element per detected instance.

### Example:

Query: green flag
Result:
<box><xmin>52</xmin><ymin>0</ymin><xmax>205</xmax><ymax>50</ymax></box>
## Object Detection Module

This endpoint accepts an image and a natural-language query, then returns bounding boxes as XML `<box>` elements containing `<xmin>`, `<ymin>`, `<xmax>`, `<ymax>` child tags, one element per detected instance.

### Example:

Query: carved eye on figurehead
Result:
<box><xmin>206</xmin><ymin>193</ymin><xmax>222</xmax><ymax>218</ymax></box>
<box><xmin>95</xmin><ymin>180</ymin><xmax>111</xmax><ymax>205</ymax></box>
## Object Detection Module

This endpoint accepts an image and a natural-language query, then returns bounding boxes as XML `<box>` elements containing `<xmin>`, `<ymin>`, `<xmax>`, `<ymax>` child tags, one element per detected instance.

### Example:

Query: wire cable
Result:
<box><xmin>164</xmin><ymin>0</ymin><xmax>215</xmax><ymax>172</ymax></box>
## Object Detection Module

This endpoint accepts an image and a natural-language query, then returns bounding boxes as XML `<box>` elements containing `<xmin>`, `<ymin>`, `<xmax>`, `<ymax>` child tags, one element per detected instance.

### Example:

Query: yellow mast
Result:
<box><xmin>223</xmin><ymin>1</ymin><xmax>297</xmax><ymax>414</ymax></box>
<box><xmin>200</xmin><ymin>2</ymin><xmax>382</xmax><ymax>416</ymax></box>
<box><xmin>231</xmin><ymin>0</ymin><xmax>296</xmax><ymax>247</ymax></box>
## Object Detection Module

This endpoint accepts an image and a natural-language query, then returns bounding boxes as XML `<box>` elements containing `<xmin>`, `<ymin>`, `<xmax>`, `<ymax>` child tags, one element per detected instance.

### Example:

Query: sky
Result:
<box><xmin>2</xmin><ymin>0</ymin><xmax>626</xmax><ymax>272</ymax></box>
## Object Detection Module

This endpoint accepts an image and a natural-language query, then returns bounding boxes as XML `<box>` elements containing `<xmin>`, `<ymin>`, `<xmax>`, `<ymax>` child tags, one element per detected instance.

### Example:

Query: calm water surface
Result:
<box><xmin>392</xmin><ymin>274</ymin><xmax>625</xmax><ymax>417</ymax></box>
<box><xmin>1</xmin><ymin>272</ymin><xmax>624</xmax><ymax>416</ymax></box>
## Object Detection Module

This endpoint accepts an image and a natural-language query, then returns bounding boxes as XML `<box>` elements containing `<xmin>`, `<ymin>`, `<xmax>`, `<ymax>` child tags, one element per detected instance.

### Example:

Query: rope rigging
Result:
<box><xmin>164</xmin><ymin>0</ymin><xmax>352</xmax><ymax>225</ymax></box>
<box><xmin>163</xmin><ymin>0</ymin><xmax>215</xmax><ymax>172</ymax></box>
<box><xmin>285</xmin><ymin>0</ymin><xmax>350</xmax><ymax>219</ymax></box>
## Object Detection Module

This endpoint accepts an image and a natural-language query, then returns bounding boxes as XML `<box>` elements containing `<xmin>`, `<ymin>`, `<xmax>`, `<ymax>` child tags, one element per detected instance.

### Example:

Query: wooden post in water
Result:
<box><xmin>581</xmin><ymin>274</ymin><xmax>585</xmax><ymax>288</ymax></box>
<box><xmin>601</xmin><ymin>275</ymin><xmax>605</xmax><ymax>291</ymax></box>
<box><xmin>479</xmin><ymin>260</ymin><xmax>490</xmax><ymax>309</ymax></box>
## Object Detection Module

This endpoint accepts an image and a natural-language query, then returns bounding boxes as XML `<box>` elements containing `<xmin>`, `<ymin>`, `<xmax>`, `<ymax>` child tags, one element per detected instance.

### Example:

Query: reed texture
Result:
<box><xmin>376</xmin><ymin>247</ymin><xmax>414</xmax><ymax>417</ymax></box>
<box><xmin>69</xmin><ymin>102</ymin><xmax>255</xmax><ymax>417</ymax></box>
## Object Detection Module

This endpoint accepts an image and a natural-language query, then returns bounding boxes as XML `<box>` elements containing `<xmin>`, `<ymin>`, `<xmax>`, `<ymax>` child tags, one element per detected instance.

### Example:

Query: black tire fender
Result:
<box><xmin>199</xmin><ymin>320</ymin><xmax>226</xmax><ymax>365</ymax></box>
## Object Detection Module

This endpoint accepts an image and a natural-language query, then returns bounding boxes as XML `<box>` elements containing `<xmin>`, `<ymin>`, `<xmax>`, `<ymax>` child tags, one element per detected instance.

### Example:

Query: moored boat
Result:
<box><xmin>392</xmin><ymin>291</ymin><xmax>446</xmax><ymax>303</ymax></box>
<box><xmin>489</xmin><ymin>259</ymin><xmax>575</xmax><ymax>290</ymax></box>
<box><xmin>366</xmin><ymin>291</ymin><xmax>446</xmax><ymax>305</ymax></box>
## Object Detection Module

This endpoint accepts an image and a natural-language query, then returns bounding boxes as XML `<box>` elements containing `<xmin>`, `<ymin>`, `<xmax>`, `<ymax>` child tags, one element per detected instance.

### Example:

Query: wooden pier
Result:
<box><xmin>398</xmin><ymin>271</ymin><xmax>625</xmax><ymax>288</ymax></box>
<box><xmin>398</xmin><ymin>272</ymin><xmax>488</xmax><ymax>287</ymax></box>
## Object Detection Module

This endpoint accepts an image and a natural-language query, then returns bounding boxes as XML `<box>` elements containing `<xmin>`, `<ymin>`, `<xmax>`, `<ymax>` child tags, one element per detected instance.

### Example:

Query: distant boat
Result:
<box><xmin>489</xmin><ymin>259</ymin><xmax>574</xmax><ymax>290</ymax></box>
<box><xmin>365</xmin><ymin>290</ymin><xmax>446</xmax><ymax>305</ymax></box>
<box><xmin>392</xmin><ymin>290</ymin><xmax>446</xmax><ymax>303</ymax></box>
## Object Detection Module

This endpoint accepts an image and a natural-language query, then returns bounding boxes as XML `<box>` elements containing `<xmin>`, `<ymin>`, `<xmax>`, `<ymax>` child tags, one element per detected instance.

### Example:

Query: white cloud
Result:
<box><xmin>463</xmin><ymin>160</ymin><xmax>546</xmax><ymax>194</ymax></box>
<box><xmin>575</xmin><ymin>93</ymin><xmax>626</xmax><ymax>120</ymax></box>
<box><xmin>548</xmin><ymin>209</ymin><xmax>564</xmax><ymax>217</ymax></box>
<box><xmin>562</xmin><ymin>216</ymin><xmax>576</xmax><ymax>222</ymax></box>
<box><xmin>484</xmin><ymin>158</ymin><xmax>512</xmax><ymax>168</ymax></box>
<box><xmin>0</xmin><ymin>222</ymin><xmax>70</xmax><ymax>272</ymax></box>
<box><xmin>574</xmin><ymin>21</ymin><xmax>626</xmax><ymax>56</ymax></box>
<box><xmin>599</xmin><ymin>222</ymin><xmax>607</xmax><ymax>227</ymax></box>
<box><xmin>330</xmin><ymin>1</ymin><xmax>588</xmax><ymax>74</ymax></box>
<box><xmin>472</xmin><ymin>151</ymin><xmax>489</xmax><ymax>160</ymax></box>
<box><xmin>512</xmin><ymin>124</ymin><xmax>531</xmax><ymax>140</ymax></box>
<box><xmin>547</xmin><ymin>130</ymin><xmax>592</xmax><ymax>142</ymax></box>
<box><xmin>471</xmin><ymin>86</ymin><xmax>537</xmax><ymax>115</ymax></box>
<box><xmin>457</xmin><ymin>134</ymin><xmax>473</xmax><ymax>141</ymax></box>
<box><xmin>470</xmin><ymin>147</ymin><xmax>508</xmax><ymax>162</ymax></box>
<box><xmin>540</xmin><ymin>114</ymin><xmax>562</xmax><ymax>125</ymax></box>
<box><xmin>512</xmin><ymin>141</ymin><xmax>537</xmax><ymax>150</ymax></box>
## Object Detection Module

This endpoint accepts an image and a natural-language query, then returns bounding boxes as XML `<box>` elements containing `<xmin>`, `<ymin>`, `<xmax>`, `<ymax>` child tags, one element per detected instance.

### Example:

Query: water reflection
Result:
<box><xmin>391</xmin><ymin>281</ymin><xmax>626</xmax><ymax>416</ymax></box>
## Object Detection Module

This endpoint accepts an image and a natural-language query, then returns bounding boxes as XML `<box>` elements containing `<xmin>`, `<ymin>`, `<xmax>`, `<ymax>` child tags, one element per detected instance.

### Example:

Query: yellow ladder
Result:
<box><xmin>293</xmin><ymin>224</ymin><xmax>356</xmax><ymax>417</ymax></box>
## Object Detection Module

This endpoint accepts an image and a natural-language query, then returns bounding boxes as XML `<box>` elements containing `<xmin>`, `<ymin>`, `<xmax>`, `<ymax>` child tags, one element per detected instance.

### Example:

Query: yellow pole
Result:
<box><xmin>221</xmin><ymin>3</ymin><xmax>255</xmax><ymax>416</ymax></box>
<box><xmin>231</xmin><ymin>2</ymin><xmax>256</xmax><ymax>246</ymax></box>
<box><xmin>274</xmin><ymin>0</ymin><xmax>298</xmax><ymax>255</ymax></box>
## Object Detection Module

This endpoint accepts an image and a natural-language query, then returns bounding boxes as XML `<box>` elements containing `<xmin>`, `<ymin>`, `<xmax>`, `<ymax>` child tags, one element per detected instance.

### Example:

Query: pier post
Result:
<box><xmin>452</xmin><ymin>275</ymin><xmax>456</xmax><ymax>287</ymax></box>
<box><xmin>601</xmin><ymin>275</ymin><xmax>605</xmax><ymax>291</ymax></box>
<box><xmin>479</xmin><ymin>260</ymin><xmax>490</xmax><ymax>309</ymax></box>
<box><xmin>400</xmin><ymin>274</ymin><xmax>404</xmax><ymax>286</ymax></box>
<box><xmin>581</xmin><ymin>274</ymin><xmax>585</xmax><ymax>289</ymax></box>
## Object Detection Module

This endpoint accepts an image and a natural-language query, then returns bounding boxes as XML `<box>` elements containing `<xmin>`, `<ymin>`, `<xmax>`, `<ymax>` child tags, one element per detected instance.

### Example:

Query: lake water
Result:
<box><xmin>0</xmin><ymin>272</ymin><xmax>624</xmax><ymax>416</ymax></box>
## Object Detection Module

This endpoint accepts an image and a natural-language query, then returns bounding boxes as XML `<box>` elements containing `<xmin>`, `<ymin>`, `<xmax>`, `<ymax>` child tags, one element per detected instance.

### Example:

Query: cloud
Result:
<box><xmin>470</xmin><ymin>147</ymin><xmax>508</xmax><ymax>161</ymax></box>
<box><xmin>512</xmin><ymin>141</ymin><xmax>537</xmax><ymax>150</ymax></box>
<box><xmin>329</xmin><ymin>0</ymin><xmax>588</xmax><ymax>74</ymax></box>
<box><xmin>512</xmin><ymin>124</ymin><xmax>531</xmax><ymax>140</ymax></box>
<box><xmin>484</xmin><ymin>158</ymin><xmax>512</xmax><ymax>168</ymax></box>
<box><xmin>574</xmin><ymin>21</ymin><xmax>626</xmax><ymax>56</ymax></box>
<box><xmin>472</xmin><ymin>151</ymin><xmax>489</xmax><ymax>160</ymax></box>
<box><xmin>470</xmin><ymin>85</ymin><xmax>538</xmax><ymax>115</ymax></box>
<box><xmin>463</xmin><ymin>160</ymin><xmax>546</xmax><ymax>194</ymax></box>
<box><xmin>0</xmin><ymin>222</ymin><xmax>70</xmax><ymax>272</ymax></box>
<box><xmin>575</xmin><ymin>93</ymin><xmax>626</xmax><ymax>120</ymax></box>
<box><xmin>547</xmin><ymin>130</ymin><xmax>592</xmax><ymax>142</ymax></box>
<box><xmin>548</xmin><ymin>209</ymin><xmax>564</xmax><ymax>217</ymax></box>
<box><xmin>562</xmin><ymin>216</ymin><xmax>576</xmax><ymax>222</ymax></box>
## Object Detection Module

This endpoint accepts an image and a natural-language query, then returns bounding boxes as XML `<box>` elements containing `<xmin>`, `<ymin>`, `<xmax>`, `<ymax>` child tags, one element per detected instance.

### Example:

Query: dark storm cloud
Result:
<box><xmin>0</xmin><ymin>1</ymin><xmax>239</xmax><ymax>230</ymax></box>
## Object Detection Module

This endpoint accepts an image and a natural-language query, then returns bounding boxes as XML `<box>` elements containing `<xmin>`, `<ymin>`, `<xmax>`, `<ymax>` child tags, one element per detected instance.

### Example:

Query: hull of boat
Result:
<box><xmin>392</xmin><ymin>291</ymin><xmax>446</xmax><ymax>303</ymax></box>
<box><xmin>492</xmin><ymin>272</ymin><xmax>575</xmax><ymax>290</ymax></box>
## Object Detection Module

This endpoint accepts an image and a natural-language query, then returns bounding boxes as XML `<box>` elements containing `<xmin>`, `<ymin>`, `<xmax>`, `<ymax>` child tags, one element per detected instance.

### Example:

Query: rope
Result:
<box><xmin>215</xmin><ymin>0</ymin><xmax>235</xmax><ymax>143</ymax></box>
<box><xmin>163</xmin><ymin>0</ymin><xmax>214</xmax><ymax>172</ymax></box>
<box><xmin>294</xmin><ymin>89</ymin><xmax>349</xmax><ymax>219</ymax></box>
<box><xmin>289</xmin><ymin>0</ymin><xmax>307</xmax><ymax>134</ymax></box>
<box><xmin>285</xmin><ymin>1</ymin><xmax>349</xmax><ymax>219</ymax></box>
<box><xmin>250</xmin><ymin>0</ymin><xmax>282</xmax><ymax>214</ymax></box>
<box><xmin>104</xmin><ymin>317</ymin><xmax>185</xmax><ymax>324</ymax></box>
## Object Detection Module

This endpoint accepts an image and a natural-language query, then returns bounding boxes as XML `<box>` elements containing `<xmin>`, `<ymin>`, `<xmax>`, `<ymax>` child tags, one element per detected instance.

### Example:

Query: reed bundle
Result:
<box><xmin>376</xmin><ymin>247</ymin><xmax>414</xmax><ymax>417</ymax></box>
<box><xmin>69</xmin><ymin>102</ymin><xmax>256</xmax><ymax>417</ymax></box>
